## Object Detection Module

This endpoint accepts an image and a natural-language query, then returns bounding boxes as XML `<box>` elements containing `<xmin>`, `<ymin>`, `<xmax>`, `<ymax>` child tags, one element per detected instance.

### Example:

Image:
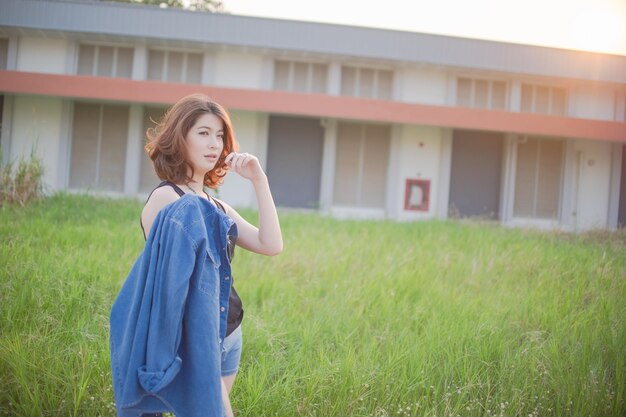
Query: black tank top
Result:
<box><xmin>141</xmin><ymin>181</ymin><xmax>244</xmax><ymax>337</ymax></box>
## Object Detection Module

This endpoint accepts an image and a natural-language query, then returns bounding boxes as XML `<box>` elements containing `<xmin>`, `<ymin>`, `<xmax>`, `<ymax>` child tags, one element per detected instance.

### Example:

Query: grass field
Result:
<box><xmin>1</xmin><ymin>193</ymin><xmax>625</xmax><ymax>417</ymax></box>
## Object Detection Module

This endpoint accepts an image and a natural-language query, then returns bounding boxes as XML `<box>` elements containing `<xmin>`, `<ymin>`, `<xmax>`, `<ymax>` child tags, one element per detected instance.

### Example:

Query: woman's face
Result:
<box><xmin>184</xmin><ymin>112</ymin><xmax>225</xmax><ymax>174</ymax></box>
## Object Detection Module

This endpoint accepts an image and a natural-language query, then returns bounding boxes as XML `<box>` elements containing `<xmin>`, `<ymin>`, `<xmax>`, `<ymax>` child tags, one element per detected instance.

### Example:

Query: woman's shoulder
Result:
<box><xmin>141</xmin><ymin>186</ymin><xmax>181</xmax><ymax>230</ymax></box>
<box><xmin>145</xmin><ymin>185</ymin><xmax>181</xmax><ymax>209</ymax></box>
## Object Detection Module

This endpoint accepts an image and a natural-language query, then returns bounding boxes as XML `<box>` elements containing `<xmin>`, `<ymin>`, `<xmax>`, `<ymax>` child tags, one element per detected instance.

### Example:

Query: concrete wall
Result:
<box><xmin>213</xmin><ymin>51</ymin><xmax>265</xmax><ymax>89</ymax></box>
<box><xmin>391</xmin><ymin>124</ymin><xmax>444</xmax><ymax>221</ymax></box>
<box><xmin>396</xmin><ymin>67</ymin><xmax>448</xmax><ymax>105</ymax></box>
<box><xmin>10</xmin><ymin>96</ymin><xmax>64</xmax><ymax>191</ymax></box>
<box><xmin>219</xmin><ymin>110</ymin><xmax>268</xmax><ymax>209</ymax></box>
<box><xmin>572</xmin><ymin>139</ymin><xmax>613</xmax><ymax>230</ymax></box>
<box><xmin>572</xmin><ymin>85</ymin><xmax>617</xmax><ymax>121</ymax></box>
<box><xmin>17</xmin><ymin>37</ymin><xmax>68</xmax><ymax>74</ymax></box>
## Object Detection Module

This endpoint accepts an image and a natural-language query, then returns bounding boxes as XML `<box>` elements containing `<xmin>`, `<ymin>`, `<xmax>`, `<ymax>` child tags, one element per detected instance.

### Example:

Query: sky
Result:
<box><xmin>223</xmin><ymin>0</ymin><xmax>626</xmax><ymax>56</ymax></box>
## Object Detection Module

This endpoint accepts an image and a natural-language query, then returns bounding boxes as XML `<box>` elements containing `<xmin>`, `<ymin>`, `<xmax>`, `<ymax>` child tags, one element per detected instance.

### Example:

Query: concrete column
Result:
<box><xmin>124</xmin><ymin>104</ymin><xmax>143</xmax><ymax>195</ymax></box>
<box><xmin>1</xmin><ymin>95</ymin><xmax>14</xmax><ymax>165</ymax></box>
<box><xmin>260</xmin><ymin>56</ymin><xmax>274</xmax><ymax>90</ymax></box>
<box><xmin>436</xmin><ymin>128</ymin><xmax>453</xmax><ymax>219</ymax></box>
<box><xmin>567</xmin><ymin>87</ymin><xmax>577</xmax><ymax>118</ymax></box>
<box><xmin>499</xmin><ymin>134</ymin><xmax>517</xmax><ymax>224</ymax></box>
<box><xmin>201</xmin><ymin>51</ymin><xmax>215</xmax><ymax>85</ymax></box>
<box><xmin>391</xmin><ymin>68</ymin><xmax>402</xmax><ymax>102</ymax></box>
<box><xmin>56</xmin><ymin>100</ymin><xmax>72</xmax><ymax>190</ymax></box>
<box><xmin>607</xmin><ymin>143</ymin><xmax>623</xmax><ymax>230</ymax></box>
<box><xmin>328</xmin><ymin>62</ymin><xmax>341</xmax><ymax>96</ymax></box>
<box><xmin>319</xmin><ymin>119</ymin><xmax>337</xmax><ymax>211</ymax></box>
<box><xmin>385</xmin><ymin>125</ymin><xmax>402</xmax><ymax>219</ymax></box>
<box><xmin>255</xmin><ymin>113</ymin><xmax>270</xmax><ymax>170</ymax></box>
<box><xmin>559</xmin><ymin>139</ymin><xmax>578</xmax><ymax>230</ymax></box>
<box><xmin>509</xmin><ymin>80</ymin><xmax>521</xmax><ymax>112</ymax></box>
<box><xmin>615</xmin><ymin>92</ymin><xmax>626</xmax><ymax>122</ymax></box>
<box><xmin>6</xmin><ymin>35</ymin><xmax>18</xmax><ymax>70</ymax></box>
<box><xmin>65</xmin><ymin>39</ymin><xmax>77</xmax><ymax>74</ymax></box>
<box><xmin>446</xmin><ymin>73</ymin><xmax>457</xmax><ymax>106</ymax></box>
<box><xmin>132</xmin><ymin>44</ymin><xmax>147</xmax><ymax>80</ymax></box>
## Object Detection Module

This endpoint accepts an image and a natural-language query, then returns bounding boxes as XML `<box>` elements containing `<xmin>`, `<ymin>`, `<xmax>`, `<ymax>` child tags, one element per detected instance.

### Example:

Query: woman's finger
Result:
<box><xmin>231</xmin><ymin>154</ymin><xmax>240</xmax><ymax>170</ymax></box>
<box><xmin>236</xmin><ymin>154</ymin><xmax>247</xmax><ymax>170</ymax></box>
<box><xmin>225</xmin><ymin>152</ymin><xmax>256</xmax><ymax>172</ymax></box>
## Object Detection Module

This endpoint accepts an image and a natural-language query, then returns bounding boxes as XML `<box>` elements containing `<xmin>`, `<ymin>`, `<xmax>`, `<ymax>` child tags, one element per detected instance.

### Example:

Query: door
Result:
<box><xmin>449</xmin><ymin>130</ymin><xmax>504</xmax><ymax>218</ymax></box>
<box><xmin>266</xmin><ymin>116</ymin><xmax>324</xmax><ymax>208</ymax></box>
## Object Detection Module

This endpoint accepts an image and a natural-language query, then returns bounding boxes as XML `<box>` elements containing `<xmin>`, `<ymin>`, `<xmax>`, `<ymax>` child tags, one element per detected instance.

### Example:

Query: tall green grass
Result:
<box><xmin>1</xmin><ymin>148</ymin><xmax>45</xmax><ymax>207</ymax></box>
<box><xmin>1</xmin><ymin>194</ymin><xmax>624</xmax><ymax>417</ymax></box>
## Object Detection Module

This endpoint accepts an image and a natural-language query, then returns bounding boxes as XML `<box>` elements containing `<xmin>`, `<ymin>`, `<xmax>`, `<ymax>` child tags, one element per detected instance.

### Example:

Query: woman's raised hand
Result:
<box><xmin>224</xmin><ymin>152</ymin><xmax>266</xmax><ymax>182</ymax></box>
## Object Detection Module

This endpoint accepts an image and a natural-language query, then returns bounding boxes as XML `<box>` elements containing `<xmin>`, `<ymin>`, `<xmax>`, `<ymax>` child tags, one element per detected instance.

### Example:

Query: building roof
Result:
<box><xmin>1</xmin><ymin>0</ymin><xmax>625</xmax><ymax>84</ymax></box>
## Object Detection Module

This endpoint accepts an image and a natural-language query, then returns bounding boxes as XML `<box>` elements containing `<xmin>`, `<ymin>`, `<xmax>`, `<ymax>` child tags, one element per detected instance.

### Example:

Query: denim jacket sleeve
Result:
<box><xmin>136</xmin><ymin>218</ymin><xmax>196</xmax><ymax>394</ymax></box>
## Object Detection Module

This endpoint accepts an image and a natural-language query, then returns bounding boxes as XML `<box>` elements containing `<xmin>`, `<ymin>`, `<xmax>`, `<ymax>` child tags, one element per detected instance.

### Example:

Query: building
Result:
<box><xmin>1</xmin><ymin>0</ymin><xmax>625</xmax><ymax>230</ymax></box>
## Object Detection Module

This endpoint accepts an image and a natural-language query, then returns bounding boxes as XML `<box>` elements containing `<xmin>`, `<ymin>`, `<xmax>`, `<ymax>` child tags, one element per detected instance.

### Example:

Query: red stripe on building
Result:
<box><xmin>1</xmin><ymin>70</ymin><xmax>625</xmax><ymax>142</ymax></box>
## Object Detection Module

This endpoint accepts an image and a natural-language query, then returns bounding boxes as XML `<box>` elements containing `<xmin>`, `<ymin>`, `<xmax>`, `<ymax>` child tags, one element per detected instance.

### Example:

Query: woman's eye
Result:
<box><xmin>217</xmin><ymin>135</ymin><xmax>224</xmax><ymax>141</ymax></box>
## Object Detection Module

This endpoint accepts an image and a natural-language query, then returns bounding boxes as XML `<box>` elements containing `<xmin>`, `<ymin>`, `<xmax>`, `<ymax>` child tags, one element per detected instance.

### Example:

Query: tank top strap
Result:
<box><xmin>209</xmin><ymin>195</ymin><xmax>226</xmax><ymax>214</ymax></box>
<box><xmin>159</xmin><ymin>180</ymin><xmax>186</xmax><ymax>197</ymax></box>
<box><xmin>141</xmin><ymin>181</ymin><xmax>226</xmax><ymax>237</ymax></box>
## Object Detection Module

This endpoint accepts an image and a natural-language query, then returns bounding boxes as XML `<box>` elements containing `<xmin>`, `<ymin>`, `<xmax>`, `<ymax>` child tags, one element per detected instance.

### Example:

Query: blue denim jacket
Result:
<box><xmin>110</xmin><ymin>195</ymin><xmax>237</xmax><ymax>417</ymax></box>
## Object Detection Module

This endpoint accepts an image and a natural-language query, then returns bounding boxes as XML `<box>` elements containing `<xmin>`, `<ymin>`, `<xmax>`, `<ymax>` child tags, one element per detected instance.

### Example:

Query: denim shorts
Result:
<box><xmin>221</xmin><ymin>325</ymin><xmax>242</xmax><ymax>377</ymax></box>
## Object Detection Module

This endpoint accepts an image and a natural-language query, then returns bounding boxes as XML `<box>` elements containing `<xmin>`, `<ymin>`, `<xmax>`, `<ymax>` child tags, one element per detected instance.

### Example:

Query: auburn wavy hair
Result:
<box><xmin>145</xmin><ymin>94</ymin><xmax>239</xmax><ymax>189</ymax></box>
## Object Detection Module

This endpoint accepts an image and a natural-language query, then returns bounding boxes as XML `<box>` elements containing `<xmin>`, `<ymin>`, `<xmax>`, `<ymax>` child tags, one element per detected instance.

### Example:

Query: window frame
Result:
<box><xmin>340</xmin><ymin>65</ymin><xmax>394</xmax><ymax>100</ymax></box>
<box><xmin>68</xmin><ymin>101</ymin><xmax>130</xmax><ymax>192</ymax></box>
<box><xmin>520</xmin><ymin>82</ymin><xmax>569</xmax><ymax>116</ymax></box>
<box><xmin>76</xmin><ymin>42</ymin><xmax>134</xmax><ymax>78</ymax></box>
<box><xmin>146</xmin><ymin>48</ymin><xmax>204</xmax><ymax>84</ymax></box>
<box><xmin>510</xmin><ymin>135</ymin><xmax>566</xmax><ymax>223</ymax></box>
<box><xmin>272</xmin><ymin>59</ymin><xmax>329</xmax><ymax>94</ymax></box>
<box><xmin>455</xmin><ymin>75</ymin><xmax>510</xmax><ymax>110</ymax></box>
<box><xmin>333</xmin><ymin>122</ymin><xmax>391</xmax><ymax>209</ymax></box>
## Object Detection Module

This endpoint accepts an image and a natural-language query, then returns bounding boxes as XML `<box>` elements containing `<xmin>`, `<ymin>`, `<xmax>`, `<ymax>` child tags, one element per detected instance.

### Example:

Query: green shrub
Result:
<box><xmin>0</xmin><ymin>148</ymin><xmax>45</xmax><ymax>207</ymax></box>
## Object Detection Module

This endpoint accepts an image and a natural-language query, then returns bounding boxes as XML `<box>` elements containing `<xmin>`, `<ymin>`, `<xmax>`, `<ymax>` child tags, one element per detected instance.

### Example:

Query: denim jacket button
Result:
<box><xmin>224</xmin><ymin>276</ymin><xmax>230</xmax><ymax>280</ymax></box>
<box><xmin>220</xmin><ymin>306</ymin><xmax>225</xmax><ymax>312</ymax></box>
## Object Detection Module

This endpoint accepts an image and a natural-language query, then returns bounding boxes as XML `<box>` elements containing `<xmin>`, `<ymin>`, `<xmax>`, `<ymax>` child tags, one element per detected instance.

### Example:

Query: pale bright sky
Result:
<box><xmin>224</xmin><ymin>0</ymin><xmax>626</xmax><ymax>56</ymax></box>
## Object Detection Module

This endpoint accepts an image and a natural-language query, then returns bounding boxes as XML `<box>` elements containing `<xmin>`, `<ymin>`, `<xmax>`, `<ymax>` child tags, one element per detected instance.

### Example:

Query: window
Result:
<box><xmin>513</xmin><ymin>137</ymin><xmax>564</xmax><ymax>219</ymax></box>
<box><xmin>77</xmin><ymin>44</ymin><xmax>133</xmax><ymax>78</ymax></box>
<box><xmin>69</xmin><ymin>103</ymin><xmax>129</xmax><ymax>192</ymax></box>
<box><xmin>456</xmin><ymin>77</ymin><xmax>508</xmax><ymax>110</ymax></box>
<box><xmin>333</xmin><ymin>123</ymin><xmax>390</xmax><ymax>208</ymax></box>
<box><xmin>0</xmin><ymin>38</ymin><xmax>8</xmax><ymax>70</ymax></box>
<box><xmin>273</xmin><ymin>60</ymin><xmax>327</xmax><ymax>93</ymax></box>
<box><xmin>521</xmin><ymin>83</ymin><xmax>567</xmax><ymax>115</ymax></box>
<box><xmin>340</xmin><ymin>66</ymin><xmax>393</xmax><ymax>99</ymax></box>
<box><xmin>147</xmin><ymin>49</ymin><xmax>203</xmax><ymax>84</ymax></box>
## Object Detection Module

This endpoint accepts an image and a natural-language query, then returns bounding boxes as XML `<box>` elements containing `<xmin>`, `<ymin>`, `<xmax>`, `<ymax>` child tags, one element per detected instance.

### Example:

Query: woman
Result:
<box><xmin>141</xmin><ymin>93</ymin><xmax>283</xmax><ymax>415</ymax></box>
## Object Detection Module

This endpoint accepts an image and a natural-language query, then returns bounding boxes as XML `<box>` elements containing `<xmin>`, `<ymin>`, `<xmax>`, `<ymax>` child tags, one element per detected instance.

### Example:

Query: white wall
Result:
<box><xmin>572</xmin><ymin>139</ymin><xmax>612</xmax><ymax>230</ymax></box>
<box><xmin>390</xmin><ymin>124</ymin><xmax>443</xmax><ymax>221</ymax></box>
<box><xmin>571</xmin><ymin>85</ymin><xmax>616</xmax><ymax>121</ymax></box>
<box><xmin>219</xmin><ymin>110</ymin><xmax>268</xmax><ymax>208</ymax></box>
<box><xmin>213</xmin><ymin>52</ymin><xmax>265</xmax><ymax>89</ymax></box>
<box><xmin>17</xmin><ymin>37</ymin><xmax>68</xmax><ymax>74</ymax></box>
<box><xmin>396</xmin><ymin>67</ymin><xmax>448</xmax><ymax>105</ymax></box>
<box><xmin>10</xmin><ymin>96</ymin><xmax>64</xmax><ymax>192</ymax></box>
